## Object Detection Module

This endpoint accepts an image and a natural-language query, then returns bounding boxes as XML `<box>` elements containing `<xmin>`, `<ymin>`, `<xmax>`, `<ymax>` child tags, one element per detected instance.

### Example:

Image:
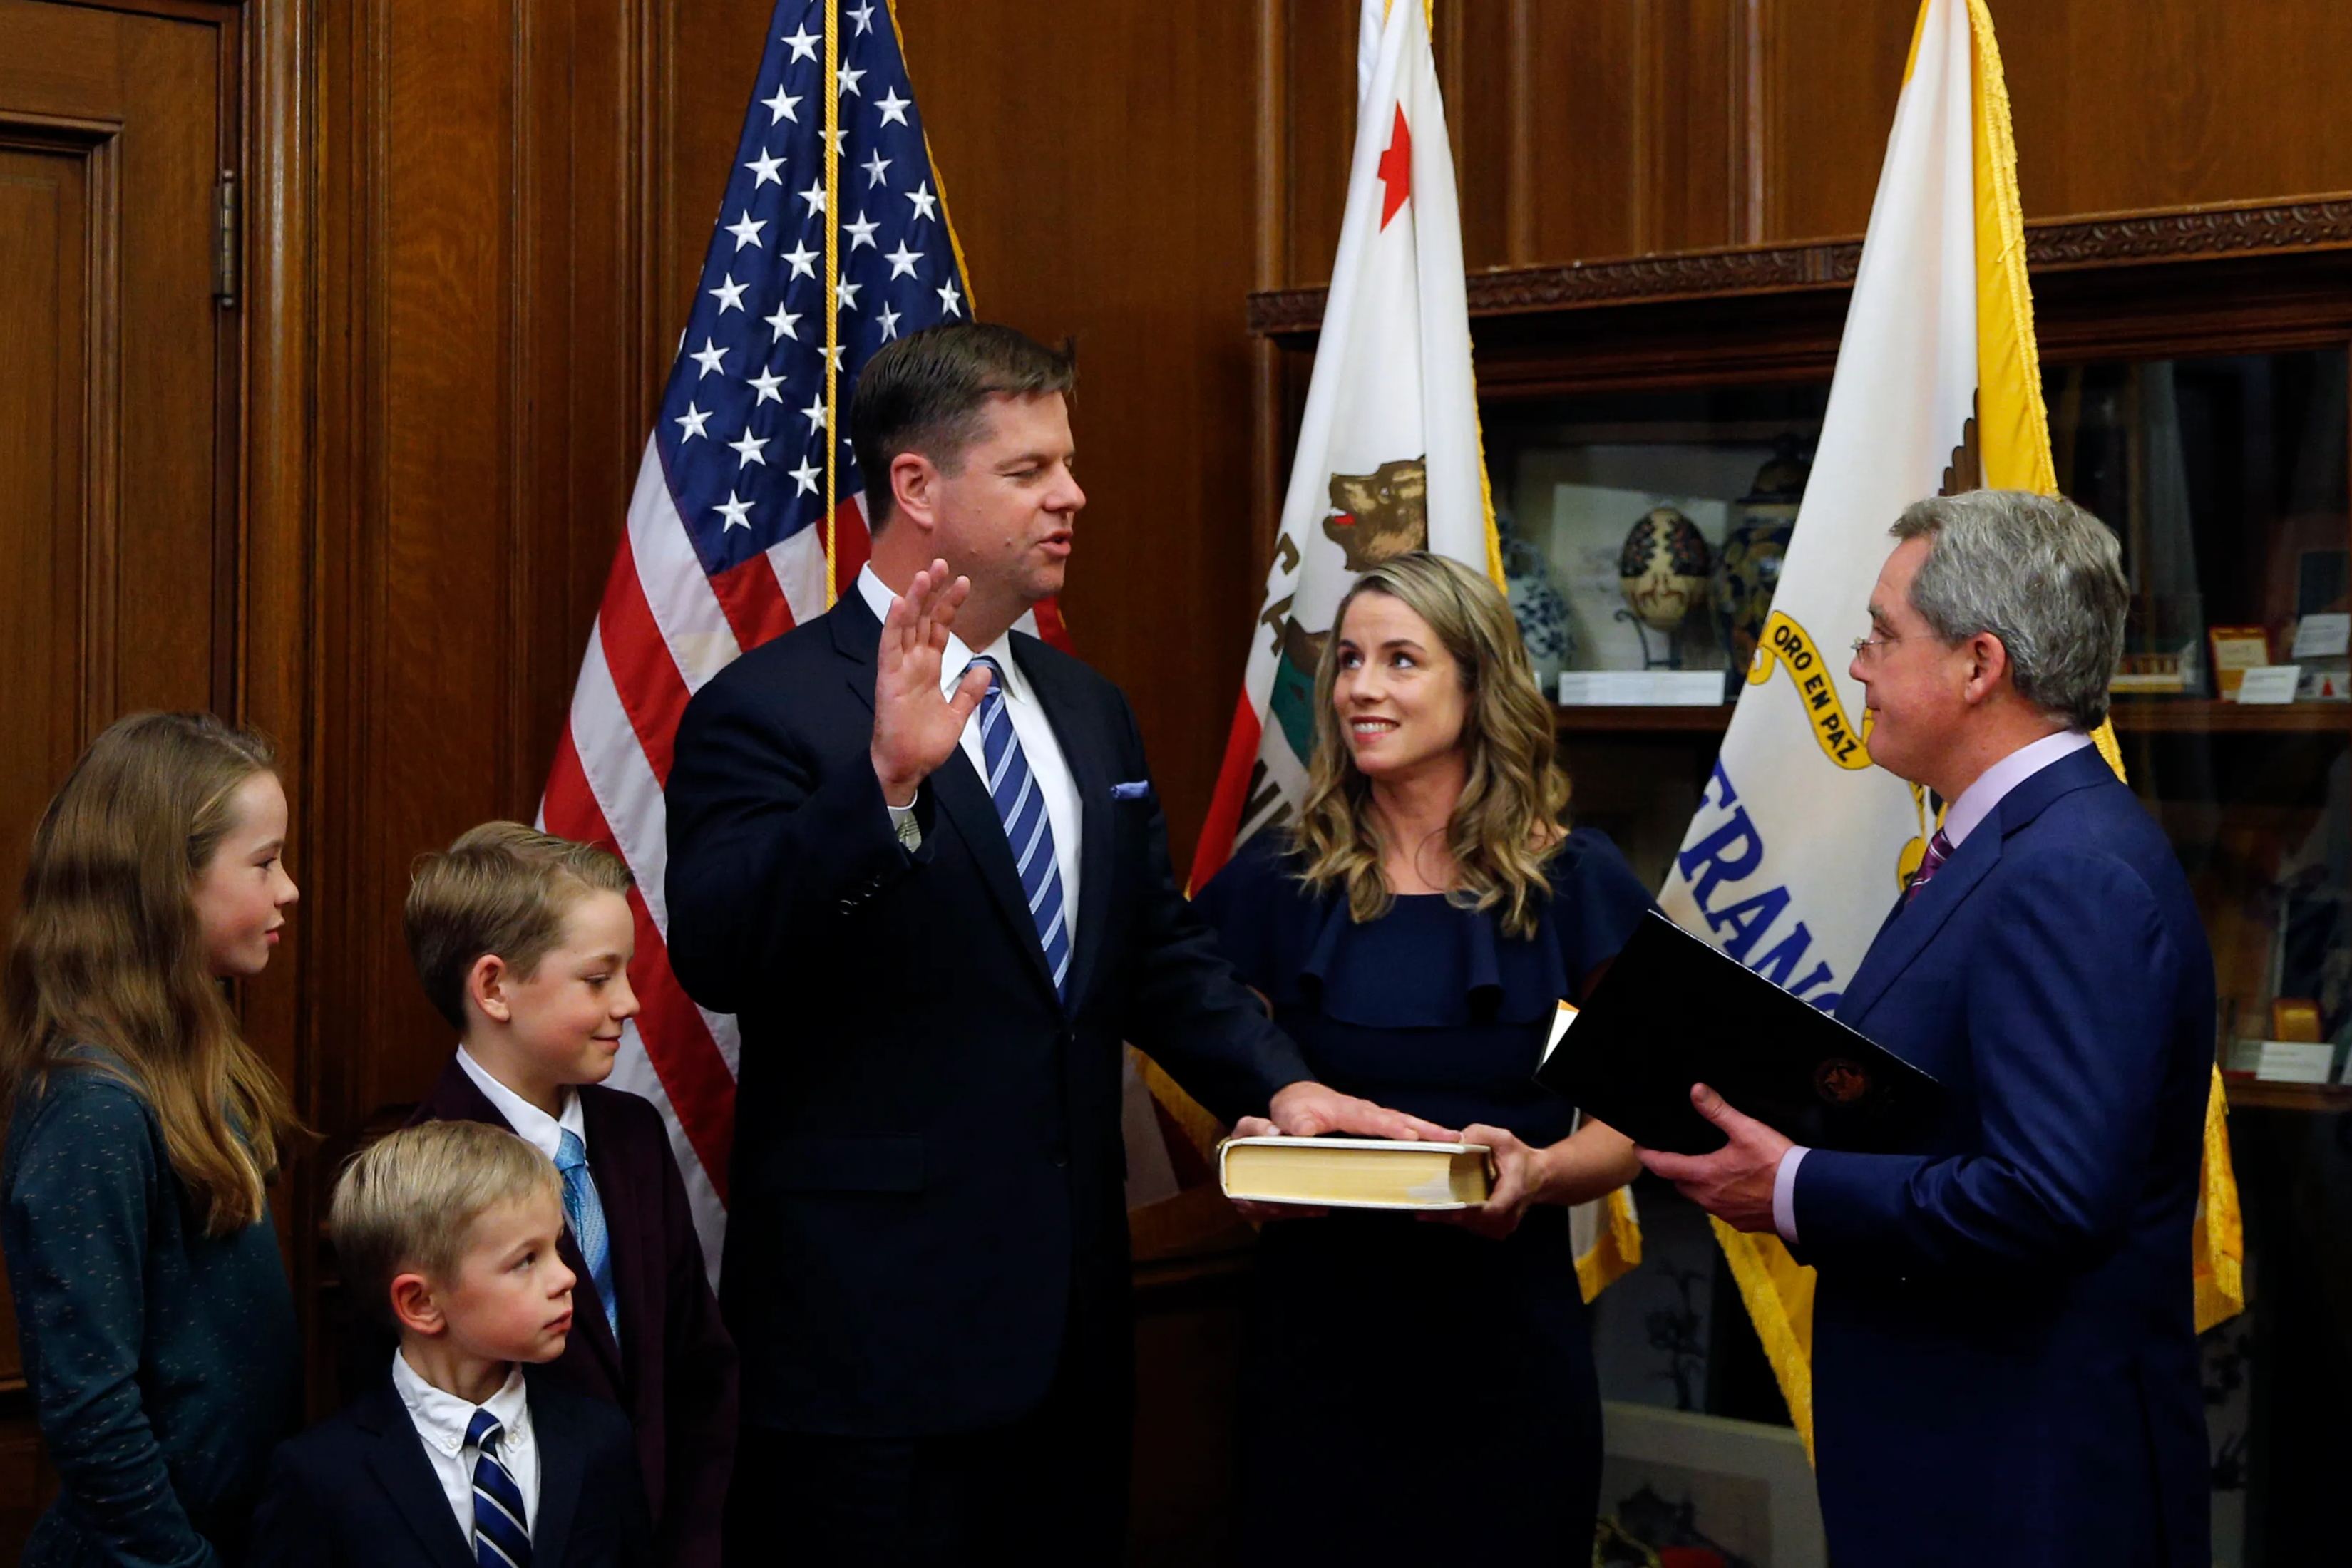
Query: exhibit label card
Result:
<box><xmin>2235</xmin><ymin>665</ymin><xmax>2303</xmax><ymax>705</ymax></box>
<box><xmin>2292</xmin><ymin>612</ymin><xmax>2351</xmax><ymax>659</ymax></box>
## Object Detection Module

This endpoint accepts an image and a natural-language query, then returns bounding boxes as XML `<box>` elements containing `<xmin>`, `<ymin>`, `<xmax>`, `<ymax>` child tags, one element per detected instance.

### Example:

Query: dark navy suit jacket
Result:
<box><xmin>664</xmin><ymin>591</ymin><xmax>1312</xmax><ymax>1437</ymax></box>
<box><xmin>248</xmin><ymin>1365</ymin><xmax>654</xmax><ymax>1568</ymax></box>
<box><xmin>409</xmin><ymin>1066</ymin><xmax>736</xmax><ymax>1568</ymax></box>
<box><xmin>1797</xmin><ymin>743</ymin><xmax>2214</xmax><ymax>1567</ymax></box>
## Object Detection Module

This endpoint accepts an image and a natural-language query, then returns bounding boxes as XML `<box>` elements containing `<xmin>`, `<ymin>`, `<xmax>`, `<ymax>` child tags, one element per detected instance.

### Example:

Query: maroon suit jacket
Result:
<box><xmin>411</xmin><ymin>1059</ymin><xmax>737</xmax><ymax>1568</ymax></box>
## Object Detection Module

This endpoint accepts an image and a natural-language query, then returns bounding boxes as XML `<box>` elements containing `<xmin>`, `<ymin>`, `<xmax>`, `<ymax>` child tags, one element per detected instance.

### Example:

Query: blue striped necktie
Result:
<box><xmin>554</xmin><ymin>1129</ymin><xmax>618</xmax><ymax>1341</ymax></box>
<box><xmin>466</xmin><ymin>1410</ymin><xmax>532</xmax><ymax>1568</ymax></box>
<box><xmin>968</xmin><ymin>656</ymin><xmax>1071</xmax><ymax>998</ymax></box>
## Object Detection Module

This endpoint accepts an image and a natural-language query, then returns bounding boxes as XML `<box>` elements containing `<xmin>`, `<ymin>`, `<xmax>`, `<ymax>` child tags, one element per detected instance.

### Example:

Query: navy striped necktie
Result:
<box><xmin>967</xmin><ymin>656</ymin><xmax>1071</xmax><ymax>997</ymax></box>
<box><xmin>466</xmin><ymin>1408</ymin><xmax>532</xmax><ymax>1568</ymax></box>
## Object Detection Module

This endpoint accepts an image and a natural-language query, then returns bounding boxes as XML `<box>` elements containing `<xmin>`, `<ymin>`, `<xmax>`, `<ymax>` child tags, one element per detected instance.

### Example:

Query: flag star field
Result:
<box><xmin>656</xmin><ymin>0</ymin><xmax>970</xmax><ymax>582</ymax></box>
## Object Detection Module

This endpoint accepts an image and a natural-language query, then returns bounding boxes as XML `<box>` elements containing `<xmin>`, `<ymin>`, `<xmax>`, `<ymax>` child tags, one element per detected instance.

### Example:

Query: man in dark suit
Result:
<box><xmin>1645</xmin><ymin>490</ymin><xmax>2214</xmax><ymax>1567</ymax></box>
<box><xmin>665</xmin><ymin>323</ymin><xmax>1443</xmax><ymax>1562</ymax></box>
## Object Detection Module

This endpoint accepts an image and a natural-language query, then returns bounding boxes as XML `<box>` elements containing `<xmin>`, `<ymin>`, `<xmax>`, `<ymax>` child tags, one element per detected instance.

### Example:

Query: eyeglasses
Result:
<box><xmin>1849</xmin><ymin>631</ymin><xmax>1909</xmax><ymax>660</ymax></box>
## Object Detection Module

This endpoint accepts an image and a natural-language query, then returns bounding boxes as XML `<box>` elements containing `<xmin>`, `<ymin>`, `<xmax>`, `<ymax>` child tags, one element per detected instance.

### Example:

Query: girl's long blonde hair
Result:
<box><xmin>0</xmin><ymin>712</ymin><xmax>302</xmax><ymax>1234</ymax></box>
<box><xmin>1290</xmin><ymin>552</ymin><xmax>1570</xmax><ymax>938</ymax></box>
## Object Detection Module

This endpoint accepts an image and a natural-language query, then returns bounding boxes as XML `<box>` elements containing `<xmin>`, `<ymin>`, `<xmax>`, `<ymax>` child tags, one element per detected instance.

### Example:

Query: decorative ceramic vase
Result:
<box><xmin>1618</xmin><ymin>506</ymin><xmax>1712</xmax><ymax>633</ymax></box>
<box><xmin>1497</xmin><ymin>512</ymin><xmax>1573</xmax><ymax>693</ymax></box>
<box><xmin>1711</xmin><ymin>438</ymin><xmax>1812</xmax><ymax>685</ymax></box>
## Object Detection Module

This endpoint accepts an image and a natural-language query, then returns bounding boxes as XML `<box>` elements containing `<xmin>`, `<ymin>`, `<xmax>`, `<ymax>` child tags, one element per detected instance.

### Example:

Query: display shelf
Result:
<box><xmin>2108</xmin><ymin>698</ymin><xmax>2352</xmax><ymax>733</ymax></box>
<box><xmin>1554</xmin><ymin>703</ymin><xmax>1735</xmax><ymax>733</ymax></box>
<box><xmin>2223</xmin><ymin>1077</ymin><xmax>2352</xmax><ymax>1113</ymax></box>
<box><xmin>1551</xmin><ymin>698</ymin><xmax>2352</xmax><ymax>738</ymax></box>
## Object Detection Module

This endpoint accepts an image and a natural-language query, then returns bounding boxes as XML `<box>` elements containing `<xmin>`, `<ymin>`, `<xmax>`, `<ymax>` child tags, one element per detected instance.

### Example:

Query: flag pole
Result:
<box><xmin>821</xmin><ymin>0</ymin><xmax>842</xmax><ymax>607</ymax></box>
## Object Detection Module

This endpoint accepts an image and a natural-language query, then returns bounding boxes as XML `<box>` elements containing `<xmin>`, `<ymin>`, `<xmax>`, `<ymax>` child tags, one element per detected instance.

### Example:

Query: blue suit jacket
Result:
<box><xmin>1797</xmin><ymin>743</ymin><xmax>2214</xmax><ymax>1568</ymax></box>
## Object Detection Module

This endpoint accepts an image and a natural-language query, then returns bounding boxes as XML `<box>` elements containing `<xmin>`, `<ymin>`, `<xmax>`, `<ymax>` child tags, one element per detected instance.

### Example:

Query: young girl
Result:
<box><xmin>2</xmin><ymin>712</ymin><xmax>305</xmax><ymax>1567</ymax></box>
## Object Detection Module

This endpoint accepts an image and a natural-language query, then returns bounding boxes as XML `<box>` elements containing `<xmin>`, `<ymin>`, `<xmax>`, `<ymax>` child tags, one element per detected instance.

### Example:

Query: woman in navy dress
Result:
<box><xmin>1196</xmin><ymin>552</ymin><xmax>1649</xmax><ymax>1564</ymax></box>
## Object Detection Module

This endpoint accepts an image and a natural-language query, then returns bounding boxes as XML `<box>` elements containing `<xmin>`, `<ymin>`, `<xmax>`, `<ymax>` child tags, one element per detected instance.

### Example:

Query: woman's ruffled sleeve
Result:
<box><xmin>1554</xmin><ymin>827</ymin><xmax>1657</xmax><ymax>987</ymax></box>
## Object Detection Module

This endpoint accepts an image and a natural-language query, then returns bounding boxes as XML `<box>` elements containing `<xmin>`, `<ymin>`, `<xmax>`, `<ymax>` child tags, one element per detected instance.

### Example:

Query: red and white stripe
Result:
<box><xmin>541</xmin><ymin>439</ymin><xmax>863</xmax><ymax>1274</ymax></box>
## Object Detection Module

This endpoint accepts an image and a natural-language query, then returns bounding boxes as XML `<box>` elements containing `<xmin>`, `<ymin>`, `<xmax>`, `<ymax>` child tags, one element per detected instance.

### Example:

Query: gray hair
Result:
<box><xmin>1890</xmin><ymin>490</ymin><xmax>2127</xmax><ymax>731</ymax></box>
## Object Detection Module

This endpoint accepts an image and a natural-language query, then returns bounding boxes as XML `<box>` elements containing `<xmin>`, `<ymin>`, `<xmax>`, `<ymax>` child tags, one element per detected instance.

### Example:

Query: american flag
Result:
<box><xmin>541</xmin><ymin>0</ymin><xmax>1057</xmax><ymax>1269</ymax></box>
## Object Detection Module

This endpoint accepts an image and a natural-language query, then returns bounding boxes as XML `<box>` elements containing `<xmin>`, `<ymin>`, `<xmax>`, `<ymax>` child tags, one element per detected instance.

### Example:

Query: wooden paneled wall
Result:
<box><xmin>297</xmin><ymin>0</ymin><xmax>762</xmax><ymax>1200</ymax></box>
<box><xmin>15</xmin><ymin>0</ymin><xmax>2352</xmax><ymax>1554</ymax></box>
<box><xmin>1278</xmin><ymin>0</ymin><xmax>2352</xmax><ymax>285</ymax></box>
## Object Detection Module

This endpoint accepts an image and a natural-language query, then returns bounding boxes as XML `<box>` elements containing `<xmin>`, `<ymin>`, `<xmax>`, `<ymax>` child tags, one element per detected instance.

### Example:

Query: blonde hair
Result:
<box><xmin>405</xmin><ymin>821</ymin><xmax>633</xmax><ymax>1030</ymax></box>
<box><xmin>1290</xmin><ymin>552</ymin><xmax>1570</xmax><ymax>939</ymax></box>
<box><xmin>0</xmin><ymin>712</ymin><xmax>302</xmax><ymax>1236</ymax></box>
<box><xmin>330</xmin><ymin>1120</ymin><xmax>562</xmax><ymax>1331</ymax></box>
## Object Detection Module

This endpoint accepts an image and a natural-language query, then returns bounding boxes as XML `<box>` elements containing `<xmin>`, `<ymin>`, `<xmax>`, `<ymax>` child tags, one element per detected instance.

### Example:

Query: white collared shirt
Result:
<box><xmin>1772</xmin><ymin>727</ymin><xmax>2096</xmax><ymax>1244</ymax></box>
<box><xmin>858</xmin><ymin>564</ymin><xmax>1083</xmax><ymax>924</ymax></box>
<box><xmin>456</xmin><ymin>1047</ymin><xmax>585</xmax><ymax>1164</ymax></box>
<box><xmin>391</xmin><ymin>1348</ymin><xmax>540</xmax><ymax>1544</ymax></box>
<box><xmin>1936</xmin><ymin>727</ymin><xmax>2095</xmax><ymax>849</ymax></box>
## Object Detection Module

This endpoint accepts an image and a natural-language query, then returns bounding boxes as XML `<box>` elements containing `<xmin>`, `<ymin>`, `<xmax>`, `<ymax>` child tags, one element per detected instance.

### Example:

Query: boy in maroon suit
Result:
<box><xmin>404</xmin><ymin>822</ymin><xmax>736</xmax><ymax>1568</ymax></box>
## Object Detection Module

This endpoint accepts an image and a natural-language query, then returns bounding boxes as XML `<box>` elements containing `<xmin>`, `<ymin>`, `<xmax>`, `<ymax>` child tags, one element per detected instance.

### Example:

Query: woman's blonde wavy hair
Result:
<box><xmin>0</xmin><ymin>712</ymin><xmax>303</xmax><ymax>1235</ymax></box>
<box><xmin>1290</xmin><ymin>552</ymin><xmax>1569</xmax><ymax>937</ymax></box>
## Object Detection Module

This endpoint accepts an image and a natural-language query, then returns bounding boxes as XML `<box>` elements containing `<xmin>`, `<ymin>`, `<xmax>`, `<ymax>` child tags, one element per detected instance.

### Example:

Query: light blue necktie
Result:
<box><xmin>554</xmin><ymin>1128</ymin><xmax>618</xmax><ymax>1341</ymax></box>
<box><xmin>968</xmin><ymin>656</ymin><xmax>1071</xmax><ymax>998</ymax></box>
<box><xmin>466</xmin><ymin>1409</ymin><xmax>533</xmax><ymax>1568</ymax></box>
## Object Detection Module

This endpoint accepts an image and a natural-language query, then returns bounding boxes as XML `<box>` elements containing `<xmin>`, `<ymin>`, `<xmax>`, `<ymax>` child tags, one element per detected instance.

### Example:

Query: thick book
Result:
<box><xmin>1218</xmin><ymin>1136</ymin><xmax>1494</xmax><ymax>1209</ymax></box>
<box><xmin>1536</xmin><ymin>910</ymin><xmax>1941</xmax><ymax>1155</ymax></box>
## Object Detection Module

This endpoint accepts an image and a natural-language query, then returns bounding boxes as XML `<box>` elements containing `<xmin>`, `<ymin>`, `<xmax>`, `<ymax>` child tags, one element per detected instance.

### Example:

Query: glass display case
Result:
<box><xmin>1249</xmin><ymin>207</ymin><xmax>2352</xmax><ymax>1566</ymax></box>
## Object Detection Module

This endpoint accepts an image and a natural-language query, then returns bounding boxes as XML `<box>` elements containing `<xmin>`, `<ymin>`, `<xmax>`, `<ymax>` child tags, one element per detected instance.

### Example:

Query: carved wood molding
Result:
<box><xmin>2026</xmin><ymin>196</ymin><xmax>2352</xmax><ymax>269</ymax></box>
<box><xmin>1248</xmin><ymin>193</ymin><xmax>2352</xmax><ymax>336</ymax></box>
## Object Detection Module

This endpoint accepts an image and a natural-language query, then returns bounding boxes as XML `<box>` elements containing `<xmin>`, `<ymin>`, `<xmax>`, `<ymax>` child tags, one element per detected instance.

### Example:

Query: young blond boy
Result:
<box><xmin>251</xmin><ymin>1120</ymin><xmax>653</xmax><ymax>1567</ymax></box>
<box><xmin>401</xmin><ymin>824</ymin><xmax>736</xmax><ymax>1568</ymax></box>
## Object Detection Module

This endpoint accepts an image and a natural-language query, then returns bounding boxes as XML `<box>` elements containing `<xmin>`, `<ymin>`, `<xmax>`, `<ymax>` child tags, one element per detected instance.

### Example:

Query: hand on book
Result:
<box><xmin>1265</xmin><ymin>1081</ymin><xmax>1455</xmax><ymax>1144</ymax></box>
<box><xmin>1422</xmin><ymin>1123</ymin><xmax>1540</xmax><ymax>1239</ymax></box>
<box><xmin>1223</xmin><ymin>1116</ymin><xmax>1327</xmax><ymax>1221</ymax></box>
<box><xmin>1636</xmin><ymin>1083</ymin><xmax>1791</xmax><ymax>1234</ymax></box>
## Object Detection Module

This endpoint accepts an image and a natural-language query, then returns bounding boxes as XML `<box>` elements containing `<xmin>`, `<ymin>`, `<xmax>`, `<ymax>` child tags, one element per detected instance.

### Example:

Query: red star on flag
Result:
<box><xmin>1377</xmin><ymin>105</ymin><xmax>1412</xmax><ymax>229</ymax></box>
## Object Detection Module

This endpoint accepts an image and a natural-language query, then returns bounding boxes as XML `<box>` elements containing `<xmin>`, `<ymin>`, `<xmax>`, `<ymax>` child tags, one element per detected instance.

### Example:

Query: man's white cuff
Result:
<box><xmin>1772</xmin><ymin>1145</ymin><xmax>1809</xmax><ymax>1244</ymax></box>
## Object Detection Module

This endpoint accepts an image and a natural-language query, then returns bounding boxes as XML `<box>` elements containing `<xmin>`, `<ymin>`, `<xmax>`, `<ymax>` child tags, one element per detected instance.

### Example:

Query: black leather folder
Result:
<box><xmin>1536</xmin><ymin>910</ymin><xmax>1942</xmax><ymax>1155</ymax></box>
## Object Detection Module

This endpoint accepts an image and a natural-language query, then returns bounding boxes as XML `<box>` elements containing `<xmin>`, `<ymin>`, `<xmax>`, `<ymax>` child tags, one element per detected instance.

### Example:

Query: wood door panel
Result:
<box><xmin>0</xmin><ymin>142</ymin><xmax>92</xmax><ymax>850</ymax></box>
<box><xmin>0</xmin><ymin>132</ymin><xmax>104</xmax><ymax>1401</ymax></box>
<box><xmin>0</xmin><ymin>4</ymin><xmax>234</xmax><ymax>1551</ymax></box>
<box><xmin>110</xmin><ymin>12</ymin><xmax>220</xmax><ymax>716</ymax></box>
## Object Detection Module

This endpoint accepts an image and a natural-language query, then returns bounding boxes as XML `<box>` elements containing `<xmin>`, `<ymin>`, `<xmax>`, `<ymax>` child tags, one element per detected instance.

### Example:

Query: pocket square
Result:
<box><xmin>1109</xmin><ymin>780</ymin><xmax>1153</xmax><ymax>801</ymax></box>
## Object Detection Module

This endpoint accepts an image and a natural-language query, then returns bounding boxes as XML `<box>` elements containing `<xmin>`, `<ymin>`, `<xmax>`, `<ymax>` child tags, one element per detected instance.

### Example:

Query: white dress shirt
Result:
<box><xmin>391</xmin><ymin>1349</ymin><xmax>540</xmax><ymax>1542</ymax></box>
<box><xmin>857</xmin><ymin>564</ymin><xmax>1084</xmax><ymax>924</ymax></box>
<box><xmin>1771</xmin><ymin>728</ymin><xmax>2096</xmax><ymax>1243</ymax></box>
<box><xmin>456</xmin><ymin>1046</ymin><xmax>586</xmax><ymax>1162</ymax></box>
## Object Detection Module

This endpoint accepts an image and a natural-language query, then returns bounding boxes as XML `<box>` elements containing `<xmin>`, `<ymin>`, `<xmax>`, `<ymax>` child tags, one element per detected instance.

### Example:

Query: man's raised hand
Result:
<box><xmin>871</xmin><ymin>560</ymin><xmax>993</xmax><ymax>805</ymax></box>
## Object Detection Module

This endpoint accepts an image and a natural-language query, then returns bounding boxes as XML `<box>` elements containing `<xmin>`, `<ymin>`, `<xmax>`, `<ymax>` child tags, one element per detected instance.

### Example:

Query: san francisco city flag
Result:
<box><xmin>1183</xmin><ymin>0</ymin><xmax>1640</xmax><ymax>1300</ymax></box>
<box><xmin>1657</xmin><ymin>0</ymin><xmax>2245</xmax><ymax>1452</ymax></box>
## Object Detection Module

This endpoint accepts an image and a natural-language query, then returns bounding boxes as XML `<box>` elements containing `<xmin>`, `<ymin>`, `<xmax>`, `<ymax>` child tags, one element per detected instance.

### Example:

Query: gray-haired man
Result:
<box><xmin>1645</xmin><ymin>490</ymin><xmax>2215</xmax><ymax>1567</ymax></box>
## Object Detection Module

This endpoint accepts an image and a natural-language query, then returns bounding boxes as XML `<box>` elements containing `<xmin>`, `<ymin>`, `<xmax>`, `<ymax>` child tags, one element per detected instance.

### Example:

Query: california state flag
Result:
<box><xmin>1183</xmin><ymin>0</ymin><xmax>1640</xmax><ymax>1301</ymax></box>
<box><xmin>1657</xmin><ymin>0</ymin><xmax>2244</xmax><ymax>1450</ymax></box>
<box><xmin>1190</xmin><ymin>0</ymin><xmax>1490</xmax><ymax>887</ymax></box>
